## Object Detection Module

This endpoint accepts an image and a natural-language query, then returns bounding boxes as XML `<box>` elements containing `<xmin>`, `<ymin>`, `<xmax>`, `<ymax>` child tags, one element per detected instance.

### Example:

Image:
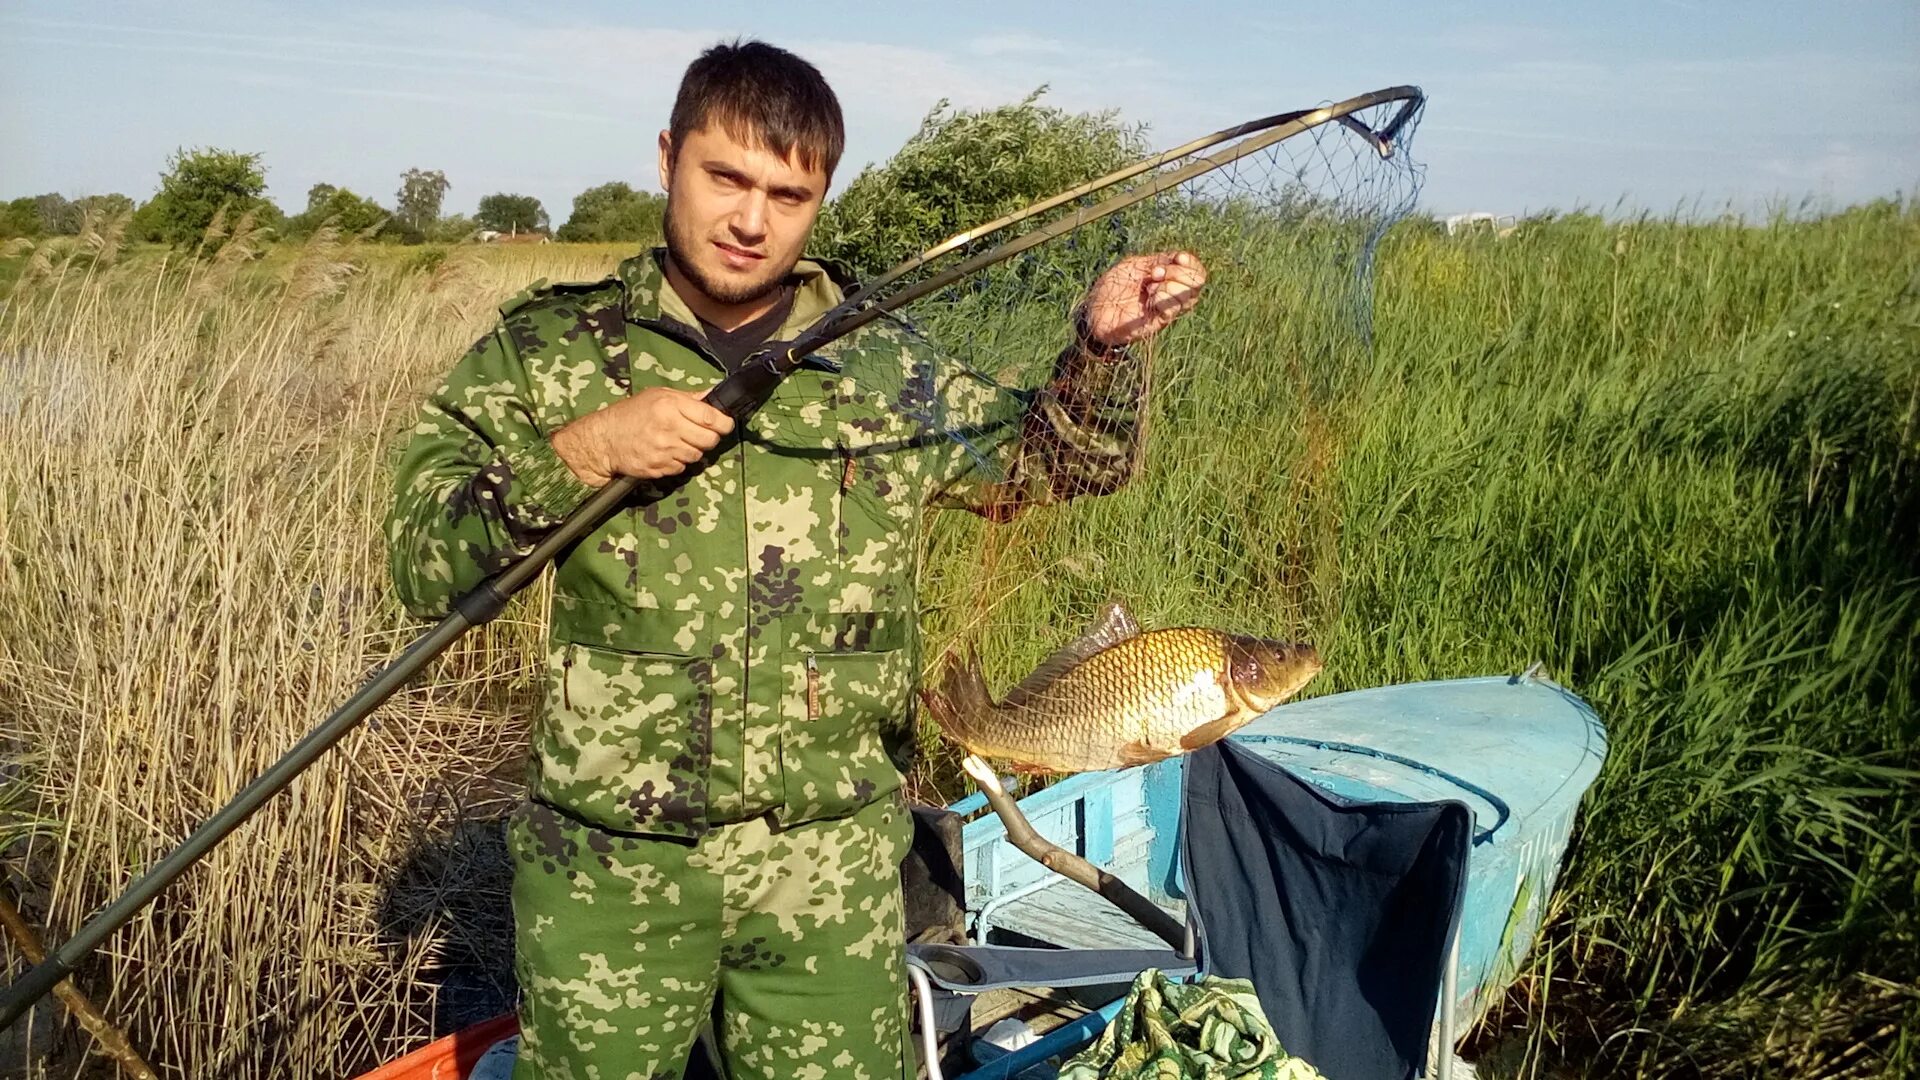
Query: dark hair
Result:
<box><xmin>669</xmin><ymin>40</ymin><xmax>845</xmax><ymax>179</ymax></box>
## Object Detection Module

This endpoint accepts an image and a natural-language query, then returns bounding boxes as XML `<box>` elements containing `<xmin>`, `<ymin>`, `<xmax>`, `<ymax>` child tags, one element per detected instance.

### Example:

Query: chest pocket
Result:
<box><xmin>777</xmin><ymin>609</ymin><xmax>914</xmax><ymax>826</ymax></box>
<box><xmin>830</xmin><ymin>367</ymin><xmax>924</xmax><ymax>613</ymax></box>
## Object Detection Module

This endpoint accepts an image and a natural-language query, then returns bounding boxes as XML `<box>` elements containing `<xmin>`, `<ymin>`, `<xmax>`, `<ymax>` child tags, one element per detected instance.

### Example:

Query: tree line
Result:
<box><xmin>6</xmin><ymin>92</ymin><xmax>1157</xmax><ymax>281</ymax></box>
<box><xmin>1</xmin><ymin>148</ymin><xmax>665</xmax><ymax>246</ymax></box>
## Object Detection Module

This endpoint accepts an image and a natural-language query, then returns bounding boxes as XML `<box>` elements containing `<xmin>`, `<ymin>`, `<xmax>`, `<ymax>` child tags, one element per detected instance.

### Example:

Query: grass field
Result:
<box><xmin>1</xmin><ymin>201</ymin><xmax>1915</xmax><ymax>1077</ymax></box>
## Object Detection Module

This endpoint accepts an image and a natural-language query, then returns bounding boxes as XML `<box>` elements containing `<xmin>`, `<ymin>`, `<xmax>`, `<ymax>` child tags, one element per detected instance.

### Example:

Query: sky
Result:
<box><xmin>2</xmin><ymin>1</ymin><xmax>1916</xmax><ymax>223</ymax></box>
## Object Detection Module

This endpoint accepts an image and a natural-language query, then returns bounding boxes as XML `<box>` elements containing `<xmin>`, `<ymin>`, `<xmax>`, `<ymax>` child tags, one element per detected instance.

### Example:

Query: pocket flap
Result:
<box><xmin>551</xmin><ymin>597</ymin><xmax>714</xmax><ymax>656</ymax></box>
<box><xmin>781</xmin><ymin>610</ymin><xmax>910</xmax><ymax>653</ymax></box>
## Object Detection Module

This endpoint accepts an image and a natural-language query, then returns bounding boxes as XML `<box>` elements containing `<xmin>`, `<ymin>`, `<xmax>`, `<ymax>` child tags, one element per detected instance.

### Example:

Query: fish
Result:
<box><xmin>919</xmin><ymin>601</ymin><xmax>1322</xmax><ymax>774</ymax></box>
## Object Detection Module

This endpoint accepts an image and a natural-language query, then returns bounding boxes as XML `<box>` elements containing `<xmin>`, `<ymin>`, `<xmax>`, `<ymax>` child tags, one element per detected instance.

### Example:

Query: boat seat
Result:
<box><xmin>908</xmin><ymin>943</ymin><xmax>1194</xmax><ymax>994</ymax></box>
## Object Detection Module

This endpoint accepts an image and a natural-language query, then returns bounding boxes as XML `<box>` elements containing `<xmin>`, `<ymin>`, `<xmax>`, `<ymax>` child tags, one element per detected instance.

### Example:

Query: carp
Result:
<box><xmin>920</xmin><ymin>601</ymin><xmax>1321</xmax><ymax>774</ymax></box>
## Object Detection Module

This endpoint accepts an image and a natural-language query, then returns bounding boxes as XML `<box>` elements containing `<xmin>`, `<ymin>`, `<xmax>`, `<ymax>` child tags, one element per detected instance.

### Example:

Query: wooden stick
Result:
<box><xmin>0</xmin><ymin>889</ymin><xmax>158</xmax><ymax>1080</ymax></box>
<box><xmin>961</xmin><ymin>755</ymin><xmax>1186</xmax><ymax>953</ymax></box>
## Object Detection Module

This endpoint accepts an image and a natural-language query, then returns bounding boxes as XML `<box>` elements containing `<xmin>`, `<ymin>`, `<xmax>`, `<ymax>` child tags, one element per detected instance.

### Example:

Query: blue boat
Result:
<box><xmin>362</xmin><ymin>672</ymin><xmax>1606</xmax><ymax>1080</ymax></box>
<box><xmin>936</xmin><ymin>670</ymin><xmax>1607</xmax><ymax>1078</ymax></box>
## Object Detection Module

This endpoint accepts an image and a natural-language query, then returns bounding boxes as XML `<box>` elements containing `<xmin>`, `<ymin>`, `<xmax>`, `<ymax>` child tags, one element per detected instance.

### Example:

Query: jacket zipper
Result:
<box><xmin>561</xmin><ymin>643</ymin><xmax>575</xmax><ymax>711</ymax></box>
<box><xmin>805</xmin><ymin>651</ymin><xmax>820</xmax><ymax>721</ymax></box>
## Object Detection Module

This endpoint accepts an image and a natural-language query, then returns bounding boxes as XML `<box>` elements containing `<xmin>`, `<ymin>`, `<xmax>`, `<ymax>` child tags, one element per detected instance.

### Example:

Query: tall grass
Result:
<box><xmin>917</xmin><ymin>201</ymin><xmax>1920</xmax><ymax>1077</ymax></box>
<box><xmin>0</xmin><ymin>228</ymin><xmax>631</xmax><ymax>1075</ymax></box>
<box><xmin>0</xmin><ymin>202</ymin><xmax>1914</xmax><ymax>1076</ymax></box>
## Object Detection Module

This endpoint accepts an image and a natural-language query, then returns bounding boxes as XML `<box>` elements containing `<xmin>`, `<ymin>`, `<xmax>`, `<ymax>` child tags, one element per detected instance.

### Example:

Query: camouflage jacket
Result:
<box><xmin>387</xmin><ymin>248</ymin><xmax>1140</xmax><ymax>839</ymax></box>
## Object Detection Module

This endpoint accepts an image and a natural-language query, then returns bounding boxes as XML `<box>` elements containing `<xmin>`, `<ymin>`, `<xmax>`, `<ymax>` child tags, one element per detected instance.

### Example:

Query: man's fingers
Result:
<box><xmin>1152</xmin><ymin>279</ymin><xmax>1202</xmax><ymax>311</ymax></box>
<box><xmin>683</xmin><ymin>394</ymin><xmax>737</xmax><ymax>436</ymax></box>
<box><xmin>1160</xmin><ymin>265</ymin><xmax>1207</xmax><ymax>290</ymax></box>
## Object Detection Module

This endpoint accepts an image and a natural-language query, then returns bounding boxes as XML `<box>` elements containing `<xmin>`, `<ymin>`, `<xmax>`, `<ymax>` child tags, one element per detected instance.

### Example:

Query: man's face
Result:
<box><xmin>658</xmin><ymin>123</ymin><xmax>828</xmax><ymax>307</ymax></box>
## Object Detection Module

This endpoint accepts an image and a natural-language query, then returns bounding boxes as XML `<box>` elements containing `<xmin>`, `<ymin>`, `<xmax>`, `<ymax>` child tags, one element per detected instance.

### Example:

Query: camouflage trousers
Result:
<box><xmin>506</xmin><ymin>794</ymin><xmax>915</xmax><ymax>1080</ymax></box>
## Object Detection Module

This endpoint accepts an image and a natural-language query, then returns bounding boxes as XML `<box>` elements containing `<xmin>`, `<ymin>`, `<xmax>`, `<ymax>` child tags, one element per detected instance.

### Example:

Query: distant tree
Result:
<box><xmin>128</xmin><ymin>198</ymin><xmax>167</xmax><ymax>243</ymax></box>
<box><xmin>32</xmin><ymin>194</ymin><xmax>81</xmax><ymax>236</ymax></box>
<box><xmin>73</xmin><ymin>193</ymin><xmax>135</xmax><ymax>227</ymax></box>
<box><xmin>0</xmin><ymin>197</ymin><xmax>42</xmax><ymax>240</ymax></box>
<box><xmin>306</xmin><ymin>182</ymin><xmax>339</xmax><ymax>212</ymax></box>
<box><xmin>145</xmin><ymin>147</ymin><xmax>276</xmax><ymax>247</ymax></box>
<box><xmin>475</xmin><ymin>193</ymin><xmax>548</xmax><ymax>235</ymax></box>
<box><xmin>557</xmin><ymin>181</ymin><xmax>665</xmax><ymax>243</ymax></box>
<box><xmin>395</xmin><ymin>168</ymin><xmax>451</xmax><ymax>239</ymax></box>
<box><xmin>285</xmin><ymin>186</ymin><xmax>389</xmax><ymax>239</ymax></box>
<box><xmin>430</xmin><ymin>212</ymin><xmax>478</xmax><ymax>243</ymax></box>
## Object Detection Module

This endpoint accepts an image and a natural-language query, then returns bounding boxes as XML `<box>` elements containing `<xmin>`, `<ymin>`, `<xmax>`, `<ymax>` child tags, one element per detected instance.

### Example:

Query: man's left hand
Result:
<box><xmin>1079</xmin><ymin>250</ymin><xmax>1209</xmax><ymax>350</ymax></box>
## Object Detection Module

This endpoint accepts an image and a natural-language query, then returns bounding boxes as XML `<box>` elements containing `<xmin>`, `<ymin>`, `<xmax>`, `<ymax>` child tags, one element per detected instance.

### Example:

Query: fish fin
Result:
<box><xmin>1117</xmin><ymin>740</ymin><xmax>1172</xmax><ymax>767</ymax></box>
<box><xmin>1179</xmin><ymin>709</ymin><xmax>1252</xmax><ymax>751</ymax></box>
<box><xmin>1007</xmin><ymin>760</ymin><xmax>1068</xmax><ymax>776</ymax></box>
<box><xmin>1086</xmin><ymin>599</ymin><xmax>1144</xmax><ymax>644</ymax></box>
<box><xmin>919</xmin><ymin>647</ymin><xmax>994</xmax><ymax>744</ymax></box>
<box><xmin>1003</xmin><ymin>600</ymin><xmax>1144</xmax><ymax>708</ymax></box>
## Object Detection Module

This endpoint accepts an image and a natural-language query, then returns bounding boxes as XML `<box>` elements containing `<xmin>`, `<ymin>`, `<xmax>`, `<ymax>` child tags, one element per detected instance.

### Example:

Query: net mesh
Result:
<box><xmin>878</xmin><ymin>94</ymin><xmax>1426</xmax><ymax>454</ymax></box>
<box><xmin>819</xmin><ymin>92</ymin><xmax>1428</xmax><ymax>796</ymax></box>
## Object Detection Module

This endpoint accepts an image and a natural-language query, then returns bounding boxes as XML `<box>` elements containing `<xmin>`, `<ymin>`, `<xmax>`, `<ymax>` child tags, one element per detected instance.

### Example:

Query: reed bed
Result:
<box><xmin>0</xmin><ymin>226</ymin><xmax>632</xmax><ymax>1075</ymax></box>
<box><xmin>1</xmin><ymin>202</ymin><xmax>1915</xmax><ymax>1077</ymax></box>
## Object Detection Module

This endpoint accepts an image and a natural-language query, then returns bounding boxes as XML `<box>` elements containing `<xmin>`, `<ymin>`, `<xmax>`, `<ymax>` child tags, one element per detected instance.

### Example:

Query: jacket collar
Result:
<box><xmin>616</xmin><ymin>246</ymin><xmax>848</xmax><ymax>344</ymax></box>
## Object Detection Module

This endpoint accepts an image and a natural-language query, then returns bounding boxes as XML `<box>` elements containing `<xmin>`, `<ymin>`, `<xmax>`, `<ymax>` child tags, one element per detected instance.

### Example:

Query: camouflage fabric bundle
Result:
<box><xmin>1059</xmin><ymin>970</ymin><xmax>1326</xmax><ymax>1080</ymax></box>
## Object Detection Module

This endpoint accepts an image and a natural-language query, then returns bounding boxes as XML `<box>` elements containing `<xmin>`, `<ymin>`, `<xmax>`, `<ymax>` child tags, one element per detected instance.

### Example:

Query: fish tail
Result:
<box><xmin>920</xmin><ymin>647</ymin><xmax>993</xmax><ymax>742</ymax></box>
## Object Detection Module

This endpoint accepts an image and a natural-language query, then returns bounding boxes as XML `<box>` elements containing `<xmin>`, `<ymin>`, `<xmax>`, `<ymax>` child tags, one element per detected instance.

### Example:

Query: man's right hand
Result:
<box><xmin>550</xmin><ymin>386</ymin><xmax>736</xmax><ymax>487</ymax></box>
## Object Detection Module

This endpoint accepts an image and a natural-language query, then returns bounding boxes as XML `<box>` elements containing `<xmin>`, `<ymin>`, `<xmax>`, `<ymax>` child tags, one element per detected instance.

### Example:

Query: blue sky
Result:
<box><xmin>3</xmin><ymin>1</ymin><xmax>1915</xmax><ymax>222</ymax></box>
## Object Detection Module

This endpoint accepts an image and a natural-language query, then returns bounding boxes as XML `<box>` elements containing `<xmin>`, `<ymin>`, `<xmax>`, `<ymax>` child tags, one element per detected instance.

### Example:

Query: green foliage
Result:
<box><xmin>814</xmin><ymin>89</ymin><xmax>1147</xmax><ymax>276</ymax></box>
<box><xmin>428</xmin><ymin>212</ymin><xmax>479</xmax><ymax>243</ymax></box>
<box><xmin>401</xmin><ymin>245</ymin><xmax>449</xmax><ymax>274</ymax></box>
<box><xmin>395</xmin><ymin>167</ymin><xmax>451</xmax><ymax>241</ymax></box>
<box><xmin>0</xmin><ymin>193</ymin><xmax>119</xmax><ymax>239</ymax></box>
<box><xmin>284</xmin><ymin>186</ymin><xmax>389</xmax><ymax>240</ymax></box>
<box><xmin>475</xmin><ymin>192</ymin><xmax>548</xmax><ymax>234</ymax></box>
<box><xmin>73</xmin><ymin>193</ymin><xmax>134</xmax><ymax>229</ymax></box>
<box><xmin>144</xmin><ymin>146</ymin><xmax>278</xmax><ymax>247</ymax></box>
<box><xmin>556</xmin><ymin>181</ymin><xmax>664</xmax><ymax>243</ymax></box>
<box><xmin>914</xmin><ymin>200</ymin><xmax>1920</xmax><ymax>1076</ymax></box>
<box><xmin>128</xmin><ymin>196</ymin><xmax>167</xmax><ymax>243</ymax></box>
<box><xmin>0</xmin><ymin>197</ymin><xmax>43</xmax><ymax>240</ymax></box>
<box><xmin>32</xmin><ymin>193</ymin><xmax>81</xmax><ymax>235</ymax></box>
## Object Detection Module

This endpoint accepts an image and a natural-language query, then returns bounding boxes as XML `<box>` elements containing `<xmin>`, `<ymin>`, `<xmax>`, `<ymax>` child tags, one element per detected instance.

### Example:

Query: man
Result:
<box><xmin>387</xmin><ymin>39</ymin><xmax>1206</xmax><ymax>1080</ymax></box>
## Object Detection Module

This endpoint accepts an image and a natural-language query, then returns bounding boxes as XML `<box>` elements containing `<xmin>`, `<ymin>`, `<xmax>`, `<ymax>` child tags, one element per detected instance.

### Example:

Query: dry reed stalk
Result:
<box><xmin>0</xmin><ymin>240</ymin><xmax>628</xmax><ymax>1076</ymax></box>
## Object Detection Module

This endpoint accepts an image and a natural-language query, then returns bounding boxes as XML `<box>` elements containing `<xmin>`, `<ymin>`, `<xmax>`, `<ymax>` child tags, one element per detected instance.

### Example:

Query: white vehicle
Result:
<box><xmin>1444</xmin><ymin>212</ymin><xmax>1516</xmax><ymax>237</ymax></box>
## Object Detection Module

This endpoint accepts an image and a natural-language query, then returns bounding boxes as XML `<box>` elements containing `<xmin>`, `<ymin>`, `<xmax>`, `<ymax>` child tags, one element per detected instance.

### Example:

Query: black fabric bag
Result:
<box><xmin>1181</xmin><ymin>739</ymin><xmax>1472</xmax><ymax>1080</ymax></box>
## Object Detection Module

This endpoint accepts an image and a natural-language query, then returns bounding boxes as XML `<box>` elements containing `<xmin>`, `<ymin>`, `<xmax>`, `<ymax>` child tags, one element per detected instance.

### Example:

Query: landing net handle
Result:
<box><xmin>0</xmin><ymin>84</ymin><xmax>1424</xmax><ymax>1032</ymax></box>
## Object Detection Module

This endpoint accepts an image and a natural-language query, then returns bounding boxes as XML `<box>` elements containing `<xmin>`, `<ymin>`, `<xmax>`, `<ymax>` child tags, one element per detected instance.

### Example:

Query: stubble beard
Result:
<box><xmin>662</xmin><ymin>193</ymin><xmax>798</xmax><ymax>308</ymax></box>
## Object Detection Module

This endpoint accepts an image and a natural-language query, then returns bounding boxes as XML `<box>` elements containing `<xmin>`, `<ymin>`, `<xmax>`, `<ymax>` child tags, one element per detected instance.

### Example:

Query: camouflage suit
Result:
<box><xmin>387</xmin><ymin>249</ymin><xmax>1139</xmax><ymax>1078</ymax></box>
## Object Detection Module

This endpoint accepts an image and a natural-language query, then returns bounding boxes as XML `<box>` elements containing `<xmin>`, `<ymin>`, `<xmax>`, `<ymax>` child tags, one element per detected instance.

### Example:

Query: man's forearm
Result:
<box><xmin>950</xmin><ymin>332</ymin><xmax>1144</xmax><ymax>524</ymax></box>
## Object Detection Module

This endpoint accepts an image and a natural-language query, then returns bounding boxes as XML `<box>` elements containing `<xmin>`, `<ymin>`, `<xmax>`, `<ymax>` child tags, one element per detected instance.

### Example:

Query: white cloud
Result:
<box><xmin>1762</xmin><ymin>141</ymin><xmax>1871</xmax><ymax>187</ymax></box>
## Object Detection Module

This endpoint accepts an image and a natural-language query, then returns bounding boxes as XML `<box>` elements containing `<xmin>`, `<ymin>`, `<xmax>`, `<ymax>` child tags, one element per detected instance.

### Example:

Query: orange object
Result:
<box><xmin>356</xmin><ymin>1014</ymin><xmax>519</xmax><ymax>1080</ymax></box>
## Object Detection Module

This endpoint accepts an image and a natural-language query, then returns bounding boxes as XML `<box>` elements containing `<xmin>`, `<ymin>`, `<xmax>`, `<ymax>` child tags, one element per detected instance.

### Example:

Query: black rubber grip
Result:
<box><xmin>453</xmin><ymin>581</ymin><xmax>511</xmax><ymax>626</ymax></box>
<box><xmin>706</xmin><ymin>350</ymin><xmax>790</xmax><ymax>420</ymax></box>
